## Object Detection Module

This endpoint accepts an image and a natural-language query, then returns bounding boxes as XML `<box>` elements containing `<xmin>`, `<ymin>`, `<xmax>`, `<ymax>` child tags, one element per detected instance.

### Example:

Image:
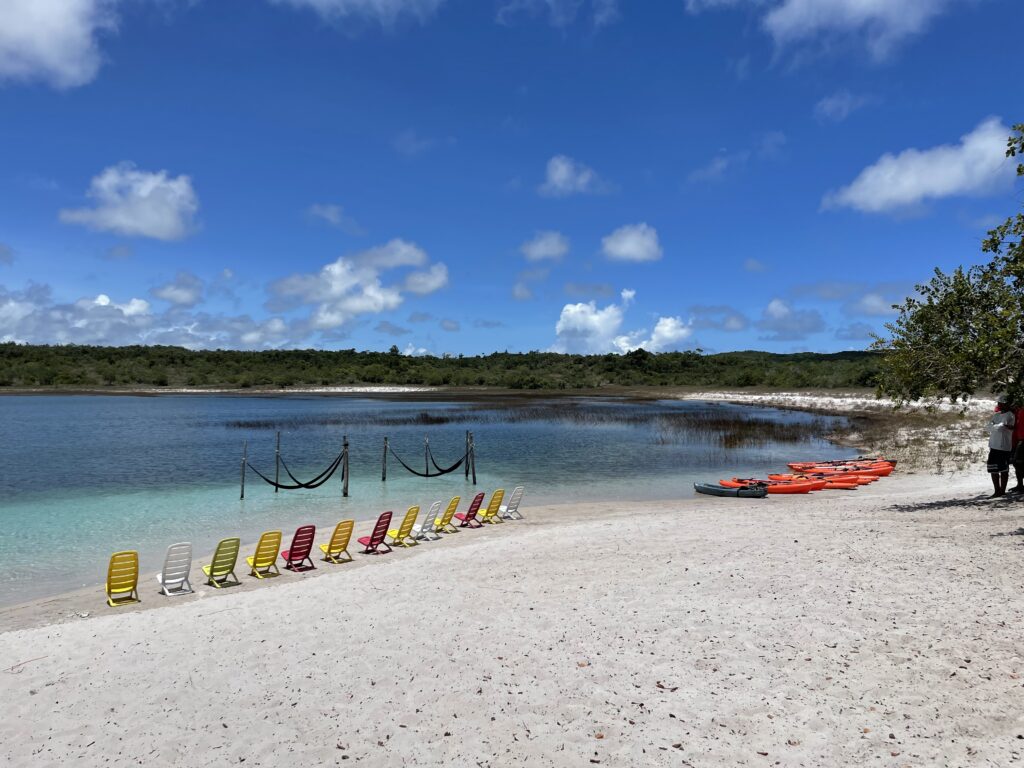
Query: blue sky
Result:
<box><xmin>0</xmin><ymin>0</ymin><xmax>1020</xmax><ymax>356</ymax></box>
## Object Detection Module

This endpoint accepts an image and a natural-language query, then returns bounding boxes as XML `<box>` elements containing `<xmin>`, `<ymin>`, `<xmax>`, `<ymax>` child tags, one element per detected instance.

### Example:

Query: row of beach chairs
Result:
<box><xmin>105</xmin><ymin>486</ymin><xmax>525</xmax><ymax>607</ymax></box>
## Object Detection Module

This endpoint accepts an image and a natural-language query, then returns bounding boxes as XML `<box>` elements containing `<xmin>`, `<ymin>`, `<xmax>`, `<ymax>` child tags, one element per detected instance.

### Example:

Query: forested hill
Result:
<box><xmin>0</xmin><ymin>343</ymin><xmax>880</xmax><ymax>391</ymax></box>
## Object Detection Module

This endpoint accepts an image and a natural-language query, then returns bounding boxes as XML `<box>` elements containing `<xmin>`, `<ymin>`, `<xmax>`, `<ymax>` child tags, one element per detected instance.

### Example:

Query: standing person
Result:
<box><xmin>988</xmin><ymin>396</ymin><xmax>1016</xmax><ymax>498</ymax></box>
<box><xmin>1011</xmin><ymin>397</ymin><xmax>1024</xmax><ymax>494</ymax></box>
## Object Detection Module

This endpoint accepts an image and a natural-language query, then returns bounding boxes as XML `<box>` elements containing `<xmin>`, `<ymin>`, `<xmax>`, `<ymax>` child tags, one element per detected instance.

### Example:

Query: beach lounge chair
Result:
<box><xmin>455</xmin><ymin>492</ymin><xmax>486</xmax><ymax>528</ymax></box>
<box><xmin>358</xmin><ymin>511</ymin><xmax>393</xmax><ymax>555</ymax></box>
<box><xmin>476</xmin><ymin>489</ymin><xmax>505</xmax><ymax>524</ymax></box>
<box><xmin>106</xmin><ymin>550</ymin><xmax>140</xmax><ymax>607</ymax></box>
<box><xmin>202</xmin><ymin>537</ymin><xmax>241</xmax><ymax>588</ymax></box>
<box><xmin>320</xmin><ymin>520</ymin><xmax>355</xmax><ymax>564</ymax></box>
<box><xmin>246</xmin><ymin>530</ymin><xmax>282</xmax><ymax>578</ymax></box>
<box><xmin>155</xmin><ymin>542</ymin><xmax>193</xmax><ymax>596</ymax></box>
<box><xmin>500</xmin><ymin>486</ymin><xmax>525</xmax><ymax>520</ymax></box>
<box><xmin>281</xmin><ymin>525</ymin><xmax>316</xmax><ymax>572</ymax></box>
<box><xmin>435</xmin><ymin>496</ymin><xmax>460</xmax><ymax>534</ymax></box>
<box><xmin>412</xmin><ymin>500</ymin><xmax>443</xmax><ymax>541</ymax></box>
<box><xmin>388</xmin><ymin>506</ymin><xmax>420</xmax><ymax>548</ymax></box>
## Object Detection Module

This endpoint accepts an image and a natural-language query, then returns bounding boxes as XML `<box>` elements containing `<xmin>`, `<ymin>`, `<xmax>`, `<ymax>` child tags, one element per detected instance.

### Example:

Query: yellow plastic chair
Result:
<box><xmin>387</xmin><ymin>506</ymin><xmax>420</xmax><ymax>548</ymax></box>
<box><xmin>436</xmin><ymin>496</ymin><xmax>460</xmax><ymax>533</ymax></box>
<box><xmin>477</xmin><ymin>489</ymin><xmax>506</xmax><ymax>524</ymax></box>
<box><xmin>320</xmin><ymin>520</ymin><xmax>355</xmax><ymax>564</ymax></box>
<box><xmin>246</xmin><ymin>531</ymin><xmax>282</xmax><ymax>579</ymax></box>
<box><xmin>106</xmin><ymin>551</ymin><xmax>140</xmax><ymax>607</ymax></box>
<box><xmin>202</xmin><ymin>537</ymin><xmax>241</xmax><ymax>588</ymax></box>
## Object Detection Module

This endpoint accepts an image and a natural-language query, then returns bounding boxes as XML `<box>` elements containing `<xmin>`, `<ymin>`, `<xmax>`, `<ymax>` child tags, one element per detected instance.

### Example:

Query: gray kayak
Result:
<box><xmin>694</xmin><ymin>482</ymin><xmax>768</xmax><ymax>499</ymax></box>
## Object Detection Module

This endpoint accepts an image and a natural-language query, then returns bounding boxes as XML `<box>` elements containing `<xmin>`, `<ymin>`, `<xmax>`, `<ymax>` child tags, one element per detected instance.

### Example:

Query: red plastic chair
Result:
<box><xmin>455</xmin><ymin>492</ymin><xmax>485</xmax><ymax>528</ymax></box>
<box><xmin>358</xmin><ymin>511</ymin><xmax>393</xmax><ymax>555</ymax></box>
<box><xmin>281</xmin><ymin>524</ymin><xmax>316</xmax><ymax>572</ymax></box>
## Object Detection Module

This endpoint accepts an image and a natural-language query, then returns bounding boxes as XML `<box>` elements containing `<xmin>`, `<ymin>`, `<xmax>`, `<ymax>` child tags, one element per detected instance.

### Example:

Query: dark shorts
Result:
<box><xmin>1014</xmin><ymin>443</ymin><xmax>1024</xmax><ymax>464</ymax></box>
<box><xmin>988</xmin><ymin>449</ymin><xmax>1011</xmax><ymax>473</ymax></box>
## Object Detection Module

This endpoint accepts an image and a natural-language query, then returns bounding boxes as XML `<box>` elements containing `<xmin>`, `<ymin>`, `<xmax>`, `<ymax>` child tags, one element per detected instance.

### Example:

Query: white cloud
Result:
<box><xmin>757</xmin><ymin>298</ymin><xmax>825</xmax><ymax>341</ymax></box>
<box><xmin>814</xmin><ymin>90</ymin><xmax>869</xmax><ymax>122</ymax></box>
<box><xmin>601</xmin><ymin>223</ymin><xmax>662</xmax><ymax>262</ymax></box>
<box><xmin>497</xmin><ymin>0</ymin><xmax>619</xmax><ymax>27</ymax></box>
<box><xmin>690</xmin><ymin>305</ymin><xmax>750</xmax><ymax>332</ymax></box>
<box><xmin>269</xmin><ymin>239</ymin><xmax>446</xmax><ymax>330</ymax></box>
<box><xmin>512</xmin><ymin>281</ymin><xmax>533</xmax><ymax>301</ymax></box>
<box><xmin>552</xmin><ymin>288</ymin><xmax>691</xmax><ymax>353</ymax></box>
<box><xmin>151</xmin><ymin>272</ymin><xmax>204</xmax><ymax>308</ymax></box>
<box><xmin>520</xmin><ymin>230</ymin><xmax>569</xmax><ymax>261</ymax></box>
<box><xmin>538</xmin><ymin>155</ymin><xmax>609</xmax><ymax>197</ymax></box>
<box><xmin>823</xmin><ymin>117</ymin><xmax>1014</xmax><ymax>214</ymax></box>
<box><xmin>375</xmin><ymin>320</ymin><xmax>410</xmax><ymax>336</ymax></box>
<box><xmin>0</xmin><ymin>0</ymin><xmax>119</xmax><ymax>89</ymax></box>
<box><xmin>403</xmin><ymin>342</ymin><xmax>429</xmax><ymax>356</ymax></box>
<box><xmin>269</xmin><ymin>0</ymin><xmax>445</xmax><ymax>25</ymax></box>
<box><xmin>847</xmin><ymin>291</ymin><xmax>897</xmax><ymax>316</ymax></box>
<box><xmin>686</xmin><ymin>0</ymin><xmax>960</xmax><ymax>60</ymax></box>
<box><xmin>440</xmin><ymin>318</ymin><xmax>460</xmax><ymax>331</ymax></box>
<box><xmin>307</xmin><ymin>203</ymin><xmax>364</xmax><ymax>235</ymax></box>
<box><xmin>743</xmin><ymin>257</ymin><xmax>767</xmax><ymax>272</ymax></box>
<box><xmin>0</xmin><ymin>243</ymin><xmax>14</xmax><ymax>266</ymax></box>
<box><xmin>59</xmin><ymin>162</ymin><xmax>199</xmax><ymax>240</ymax></box>
<box><xmin>836</xmin><ymin>321</ymin><xmax>876</xmax><ymax>341</ymax></box>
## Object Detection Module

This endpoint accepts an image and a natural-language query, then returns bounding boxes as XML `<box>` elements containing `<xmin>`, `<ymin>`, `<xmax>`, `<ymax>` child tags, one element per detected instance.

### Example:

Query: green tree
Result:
<box><xmin>875</xmin><ymin>124</ymin><xmax>1024</xmax><ymax>404</ymax></box>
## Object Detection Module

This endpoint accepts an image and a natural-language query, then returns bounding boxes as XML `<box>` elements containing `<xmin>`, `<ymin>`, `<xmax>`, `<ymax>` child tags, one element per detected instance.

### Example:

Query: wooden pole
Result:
<box><xmin>274</xmin><ymin>431</ymin><xmax>281</xmax><ymax>493</ymax></box>
<box><xmin>342</xmin><ymin>436</ymin><xmax>349</xmax><ymax>498</ymax></box>
<box><xmin>381</xmin><ymin>436</ymin><xmax>388</xmax><ymax>482</ymax></box>
<box><xmin>470</xmin><ymin>431</ymin><xmax>477</xmax><ymax>485</ymax></box>
<box><xmin>465</xmin><ymin>430</ymin><xmax>470</xmax><ymax>479</ymax></box>
<box><xmin>425</xmin><ymin>436</ymin><xmax>430</xmax><ymax>476</ymax></box>
<box><xmin>240</xmin><ymin>440</ymin><xmax>247</xmax><ymax>500</ymax></box>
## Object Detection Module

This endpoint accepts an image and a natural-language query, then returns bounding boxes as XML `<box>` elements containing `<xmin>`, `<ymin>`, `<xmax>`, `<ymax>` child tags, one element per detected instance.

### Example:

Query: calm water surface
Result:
<box><xmin>0</xmin><ymin>395</ymin><xmax>853</xmax><ymax>606</ymax></box>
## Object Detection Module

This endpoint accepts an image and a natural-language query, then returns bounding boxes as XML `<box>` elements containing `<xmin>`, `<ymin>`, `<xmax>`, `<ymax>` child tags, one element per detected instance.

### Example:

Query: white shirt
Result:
<box><xmin>990</xmin><ymin>411</ymin><xmax>1016</xmax><ymax>451</ymax></box>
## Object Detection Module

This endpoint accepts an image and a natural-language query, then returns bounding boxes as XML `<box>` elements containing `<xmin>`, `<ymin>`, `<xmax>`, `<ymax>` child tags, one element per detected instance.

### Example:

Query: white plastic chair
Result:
<box><xmin>155</xmin><ymin>542</ymin><xmax>193</xmax><ymax>596</ymax></box>
<box><xmin>499</xmin><ymin>486</ymin><xmax>525</xmax><ymax>520</ymax></box>
<box><xmin>412</xmin><ymin>501</ymin><xmax>443</xmax><ymax>541</ymax></box>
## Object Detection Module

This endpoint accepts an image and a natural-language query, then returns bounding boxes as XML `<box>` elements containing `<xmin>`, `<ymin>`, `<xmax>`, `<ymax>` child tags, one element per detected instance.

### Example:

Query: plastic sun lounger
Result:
<box><xmin>358</xmin><ymin>511</ymin><xmax>393</xmax><ymax>555</ymax></box>
<box><xmin>106</xmin><ymin>550</ymin><xmax>141</xmax><ymax>607</ymax></box>
<box><xmin>155</xmin><ymin>542</ymin><xmax>193</xmax><ymax>597</ymax></box>
<box><xmin>388</xmin><ymin>506</ymin><xmax>420</xmax><ymax>548</ymax></box>
<box><xmin>499</xmin><ymin>486</ymin><xmax>525</xmax><ymax>520</ymax></box>
<box><xmin>412</xmin><ymin>500</ymin><xmax>443</xmax><ymax>541</ymax></box>
<box><xmin>477</xmin><ymin>489</ymin><xmax>505</xmax><ymax>524</ymax></box>
<box><xmin>455</xmin><ymin>492</ymin><xmax>486</xmax><ymax>528</ymax></box>
<box><xmin>202</xmin><ymin>537</ymin><xmax>241</xmax><ymax>588</ymax></box>
<box><xmin>320</xmin><ymin>520</ymin><xmax>355</xmax><ymax>564</ymax></box>
<box><xmin>281</xmin><ymin>525</ymin><xmax>317</xmax><ymax>572</ymax></box>
<box><xmin>435</xmin><ymin>496</ymin><xmax>461</xmax><ymax>534</ymax></box>
<box><xmin>246</xmin><ymin>530</ymin><xmax>282</xmax><ymax>579</ymax></box>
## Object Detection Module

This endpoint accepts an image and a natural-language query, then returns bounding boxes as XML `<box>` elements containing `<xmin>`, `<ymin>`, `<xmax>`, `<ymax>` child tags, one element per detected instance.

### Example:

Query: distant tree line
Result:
<box><xmin>0</xmin><ymin>343</ymin><xmax>881</xmax><ymax>390</ymax></box>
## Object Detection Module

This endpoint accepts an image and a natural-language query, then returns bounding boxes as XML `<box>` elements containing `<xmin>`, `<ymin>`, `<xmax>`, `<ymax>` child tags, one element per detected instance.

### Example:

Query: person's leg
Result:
<box><xmin>998</xmin><ymin>470</ymin><xmax>1010</xmax><ymax>495</ymax></box>
<box><xmin>991</xmin><ymin>472</ymin><xmax>1002</xmax><ymax>497</ymax></box>
<box><xmin>1012</xmin><ymin>447</ymin><xmax>1024</xmax><ymax>492</ymax></box>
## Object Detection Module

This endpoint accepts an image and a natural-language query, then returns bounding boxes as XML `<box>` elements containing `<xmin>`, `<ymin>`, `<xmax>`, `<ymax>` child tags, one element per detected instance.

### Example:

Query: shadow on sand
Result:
<box><xmin>887</xmin><ymin>493</ymin><xmax>1024</xmax><ymax>515</ymax></box>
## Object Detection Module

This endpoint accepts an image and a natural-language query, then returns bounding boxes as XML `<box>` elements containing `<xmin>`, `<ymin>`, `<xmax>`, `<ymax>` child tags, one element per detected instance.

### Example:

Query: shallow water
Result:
<box><xmin>0</xmin><ymin>395</ymin><xmax>853</xmax><ymax>606</ymax></box>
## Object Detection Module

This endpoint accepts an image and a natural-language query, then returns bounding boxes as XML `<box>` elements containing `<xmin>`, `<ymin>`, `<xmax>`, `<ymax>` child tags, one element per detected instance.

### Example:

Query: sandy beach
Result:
<box><xmin>2</xmin><ymin>472</ymin><xmax>1023</xmax><ymax>767</ymax></box>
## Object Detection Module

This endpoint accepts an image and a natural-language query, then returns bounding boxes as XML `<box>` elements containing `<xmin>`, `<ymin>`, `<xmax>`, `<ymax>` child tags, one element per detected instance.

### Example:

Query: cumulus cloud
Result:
<box><xmin>403</xmin><ymin>343</ymin><xmax>430</xmax><ymax>356</ymax></box>
<box><xmin>743</xmin><ymin>258</ymin><xmax>767</xmax><ymax>273</ymax></box>
<box><xmin>512</xmin><ymin>282</ymin><xmax>533</xmax><ymax>301</ymax></box>
<box><xmin>690</xmin><ymin>305</ymin><xmax>749</xmax><ymax>332</ymax></box>
<box><xmin>269</xmin><ymin>239</ymin><xmax>447</xmax><ymax>330</ymax></box>
<box><xmin>601</xmin><ymin>223</ymin><xmax>662</xmax><ymax>262</ymax></box>
<box><xmin>0</xmin><ymin>0</ymin><xmax>119</xmax><ymax>89</ymax></box>
<box><xmin>439</xmin><ymin>318</ymin><xmax>460</xmax><ymax>332</ymax></box>
<box><xmin>497</xmin><ymin>0</ymin><xmax>619</xmax><ymax>27</ymax></box>
<box><xmin>307</xmin><ymin>203</ymin><xmax>364</xmax><ymax>235</ymax></box>
<box><xmin>520</xmin><ymin>230</ymin><xmax>569</xmax><ymax>262</ymax></box>
<box><xmin>59</xmin><ymin>162</ymin><xmax>199</xmax><ymax>240</ymax></box>
<box><xmin>814</xmin><ymin>90</ymin><xmax>870</xmax><ymax>122</ymax></box>
<box><xmin>375</xmin><ymin>320</ymin><xmax>410</xmax><ymax>336</ymax></box>
<box><xmin>835</xmin><ymin>321</ymin><xmax>877</xmax><ymax>341</ymax></box>
<box><xmin>538</xmin><ymin>155</ymin><xmax>609</xmax><ymax>197</ymax></box>
<box><xmin>823</xmin><ymin>118</ymin><xmax>1013</xmax><ymax>214</ymax></box>
<box><xmin>0</xmin><ymin>243</ymin><xmax>14</xmax><ymax>266</ymax></box>
<box><xmin>847</xmin><ymin>291</ymin><xmax>897</xmax><ymax>316</ymax></box>
<box><xmin>269</xmin><ymin>0</ymin><xmax>445</xmax><ymax>26</ymax></box>
<box><xmin>151</xmin><ymin>272</ymin><xmax>204</xmax><ymax>308</ymax></box>
<box><xmin>564</xmin><ymin>282</ymin><xmax>614</xmax><ymax>298</ymax></box>
<box><xmin>757</xmin><ymin>298</ymin><xmax>825</xmax><ymax>341</ymax></box>
<box><xmin>408</xmin><ymin>311</ymin><xmax>433</xmax><ymax>322</ymax></box>
<box><xmin>552</xmin><ymin>289</ymin><xmax>692</xmax><ymax>353</ymax></box>
<box><xmin>512</xmin><ymin>267</ymin><xmax>549</xmax><ymax>301</ymax></box>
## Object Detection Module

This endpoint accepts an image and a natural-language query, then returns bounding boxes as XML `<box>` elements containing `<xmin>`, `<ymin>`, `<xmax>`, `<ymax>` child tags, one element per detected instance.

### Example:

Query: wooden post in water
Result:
<box><xmin>425</xmin><ymin>436</ymin><xmax>430</xmax><ymax>476</ymax></box>
<box><xmin>274</xmin><ymin>431</ymin><xmax>281</xmax><ymax>493</ymax></box>
<box><xmin>240</xmin><ymin>440</ymin><xmax>247</xmax><ymax>500</ymax></box>
<box><xmin>381</xmin><ymin>436</ymin><xmax>388</xmax><ymax>482</ymax></box>
<box><xmin>470</xmin><ymin>431</ymin><xmax>477</xmax><ymax>485</ymax></box>
<box><xmin>465</xmin><ymin>430</ymin><xmax>470</xmax><ymax>479</ymax></box>
<box><xmin>342</xmin><ymin>436</ymin><xmax>349</xmax><ymax>498</ymax></box>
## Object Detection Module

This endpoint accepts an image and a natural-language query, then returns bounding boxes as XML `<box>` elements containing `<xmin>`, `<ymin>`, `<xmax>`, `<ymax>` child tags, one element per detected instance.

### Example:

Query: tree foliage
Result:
<box><xmin>876</xmin><ymin>124</ymin><xmax>1024</xmax><ymax>404</ymax></box>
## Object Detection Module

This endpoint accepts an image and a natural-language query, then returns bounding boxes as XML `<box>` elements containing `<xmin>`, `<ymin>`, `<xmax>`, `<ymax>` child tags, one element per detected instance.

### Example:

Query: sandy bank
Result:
<box><xmin>3</xmin><ymin>473</ymin><xmax>1023</xmax><ymax>766</ymax></box>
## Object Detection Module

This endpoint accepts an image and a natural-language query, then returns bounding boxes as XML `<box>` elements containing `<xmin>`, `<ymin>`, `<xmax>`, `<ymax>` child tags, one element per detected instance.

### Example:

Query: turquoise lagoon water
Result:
<box><xmin>0</xmin><ymin>395</ymin><xmax>853</xmax><ymax>606</ymax></box>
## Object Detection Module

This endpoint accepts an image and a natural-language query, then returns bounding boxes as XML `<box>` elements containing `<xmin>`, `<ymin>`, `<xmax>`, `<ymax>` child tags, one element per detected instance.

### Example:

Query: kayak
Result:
<box><xmin>720</xmin><ymin>478</ymin><xmax>820</xmax><ymax>494</ymax></box>
<box><xmin>694</xmin><ymin>482</ymin><xmax>768</xmax><ymax>499</ymax></box>
<box><xmin>789</xmin><ymin>457</ymin><xmax>896</xmax><ymax>469</ymax></box>
<box><xmin>788</xmin><ymin>463</ymin><xmax>893</xmax><ymax>478</ymax></box>
<box><xmin>767</xmin><ymin>473</ymin><xmax>860</xmax><ymax>490</ymax></box>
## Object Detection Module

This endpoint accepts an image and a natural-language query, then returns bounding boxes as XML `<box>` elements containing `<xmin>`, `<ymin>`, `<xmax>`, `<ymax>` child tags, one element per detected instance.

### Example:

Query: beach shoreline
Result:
<box><xmin>4</xmin><ymin>472</ymin><xmax>1023</xmax><ymax>766</ymax></box>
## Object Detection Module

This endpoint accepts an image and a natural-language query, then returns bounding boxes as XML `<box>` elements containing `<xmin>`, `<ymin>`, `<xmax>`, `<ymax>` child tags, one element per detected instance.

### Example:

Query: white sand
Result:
<box><xmin>3</xmin><ymin>474</ymin><xmax>1023</xmax><ymax>767</ymax></box>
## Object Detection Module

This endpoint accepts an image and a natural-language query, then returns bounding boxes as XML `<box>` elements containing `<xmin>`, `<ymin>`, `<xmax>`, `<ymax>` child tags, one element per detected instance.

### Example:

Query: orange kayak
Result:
<box><xmin>720</xmin><ymin>478</ymin><xmax>821</xmax><ymax>494</ymax></box>
<box><xmin>767</xmin><ymin>474</ymin><xmax>859</xmax><ymax>490</ymax></box>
